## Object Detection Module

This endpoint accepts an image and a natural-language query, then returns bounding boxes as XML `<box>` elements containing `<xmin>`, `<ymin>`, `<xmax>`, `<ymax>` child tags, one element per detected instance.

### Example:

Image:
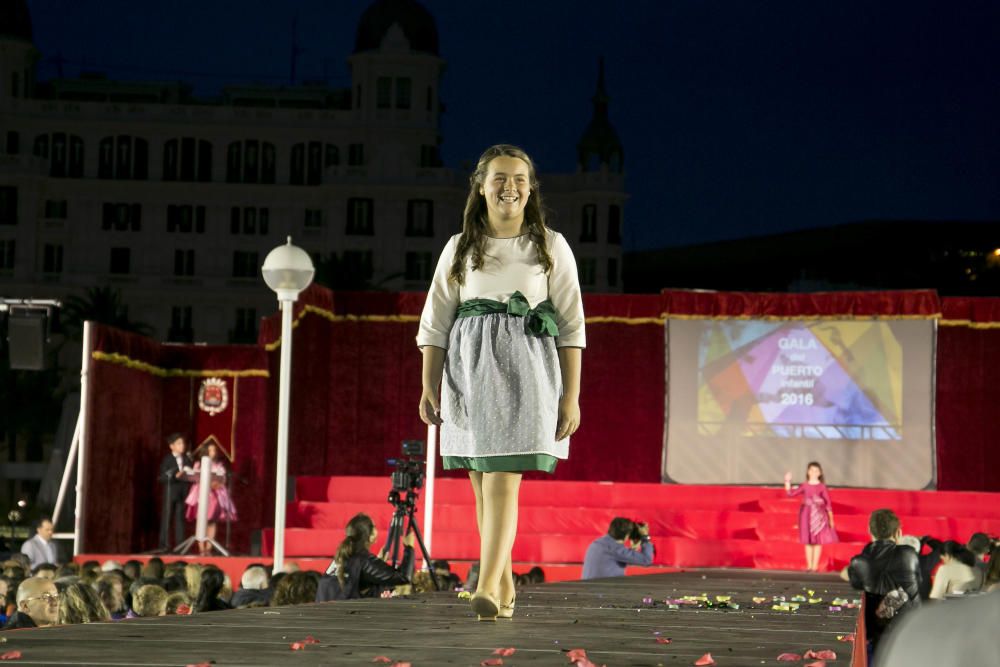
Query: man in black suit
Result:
<box><xmin>158</xmin><ymin>433</ymin><xmax>191</xmax><ymax>550</ymax></box>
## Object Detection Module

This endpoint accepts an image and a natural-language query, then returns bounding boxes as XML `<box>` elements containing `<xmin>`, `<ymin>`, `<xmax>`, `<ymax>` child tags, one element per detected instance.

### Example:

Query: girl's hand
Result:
<box><xmin>556</xmin><ymin>396</ymin><xmax>580</xmax><ymax>441</ymax></box>
<box><xmin>418</xmin><ymin>389</ymin><xmax>443</xmax><ymax>426</ymax></box>
<box><xmin>783</xmin><ymin>471</ymin><xmax>792</xmax><ymax>484</ymax></box>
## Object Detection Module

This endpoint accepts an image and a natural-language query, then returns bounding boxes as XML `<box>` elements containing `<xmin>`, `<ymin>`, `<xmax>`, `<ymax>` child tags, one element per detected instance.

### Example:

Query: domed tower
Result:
<box><xmin>0</xmin><ymin>0</ymin><xmax>39</xmax><ymax>104</ymax></box>
<box><xmin>349</xmin><ymin>0</ymin><xmax>445</xmax><ymax>129</ymax></box>
<box><xmin>577</xmin><ymin>58</ymin><xmax>623</xmax><ymax>174</ymax></box>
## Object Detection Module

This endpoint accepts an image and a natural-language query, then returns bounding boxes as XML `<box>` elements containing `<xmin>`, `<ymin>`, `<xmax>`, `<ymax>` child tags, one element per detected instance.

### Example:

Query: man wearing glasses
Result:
<box><xmin>2</xmin><ymin>577</ymin><xmax>60</xmax><ymax>629</ymax></box>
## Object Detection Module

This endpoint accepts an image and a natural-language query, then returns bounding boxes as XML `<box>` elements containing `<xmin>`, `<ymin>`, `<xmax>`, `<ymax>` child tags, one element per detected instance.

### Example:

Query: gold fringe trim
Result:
<box><xmin>939</xmin><ymin>319</ymin><xmax>1000</xmax><ymax>329</ymax></box>
<box><xmin>91</xmin><ymin>351</ymin><xmax>269</xmax><ymax>378</ymax></box>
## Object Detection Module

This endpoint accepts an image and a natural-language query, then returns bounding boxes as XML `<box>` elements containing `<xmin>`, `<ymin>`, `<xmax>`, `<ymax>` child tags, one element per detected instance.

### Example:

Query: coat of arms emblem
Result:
<box><xmin>198</xmin><ymin>377</ymin><xmax>229</xmax><ymax>416</ymax></box>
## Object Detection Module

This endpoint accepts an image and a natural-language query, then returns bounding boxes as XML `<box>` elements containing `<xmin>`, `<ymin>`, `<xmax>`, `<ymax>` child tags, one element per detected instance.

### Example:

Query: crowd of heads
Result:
<box><xmin>1</xmin><ymin>551</ymin><xmax>531</xmax><ymax>631</ymax></box>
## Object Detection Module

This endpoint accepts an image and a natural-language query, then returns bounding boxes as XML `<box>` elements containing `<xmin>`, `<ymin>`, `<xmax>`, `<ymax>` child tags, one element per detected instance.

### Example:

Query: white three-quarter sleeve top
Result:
<box><xmin>416</xmin><ymin>230</ymin><xmax>586</xmax><ymax>349</ymax></box>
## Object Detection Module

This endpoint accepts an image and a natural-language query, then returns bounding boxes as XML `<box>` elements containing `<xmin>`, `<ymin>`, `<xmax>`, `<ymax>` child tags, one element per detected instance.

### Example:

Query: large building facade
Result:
<box><xmin>0</xmin><ymin>0</ymin><xmax>626</xmax><ymax>344</ymax></box>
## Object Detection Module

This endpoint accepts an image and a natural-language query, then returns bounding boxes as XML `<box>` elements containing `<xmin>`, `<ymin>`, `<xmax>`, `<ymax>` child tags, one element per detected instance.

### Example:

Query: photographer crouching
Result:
<box><xmin>316</xmin><ymin>513</ymin><xmax>414</xmax><ymax>601</ymax></box>
<box><xmin>581</xmin><ymin>517</ymin><xmax>655</xmax><ymax>580</ymax></box>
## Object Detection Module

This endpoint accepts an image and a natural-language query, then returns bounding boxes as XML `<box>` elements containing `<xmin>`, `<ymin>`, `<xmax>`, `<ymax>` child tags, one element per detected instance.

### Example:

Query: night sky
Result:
<box><xmin>27</xmin><ymin>0</ymin><xmax>1000</xmax><ymax>251</ymax></box>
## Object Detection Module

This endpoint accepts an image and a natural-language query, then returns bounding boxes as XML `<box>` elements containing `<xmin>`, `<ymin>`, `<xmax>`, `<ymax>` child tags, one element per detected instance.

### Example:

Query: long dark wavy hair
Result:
<box><xmin>334</xmin><ymin>513</ymin><xmax>375</xmax><ymax>585</ymax></box>
<box><xmin>448</xmin><ymin>144</ymin><xmax>553</xmax><ymax>285</ymax></box>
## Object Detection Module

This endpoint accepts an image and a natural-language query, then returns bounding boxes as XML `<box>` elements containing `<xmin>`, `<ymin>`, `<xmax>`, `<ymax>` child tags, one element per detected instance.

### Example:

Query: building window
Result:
<box><xmin>608</xmin><ymin>204</ymin><xmax>622</xmax><ymax>244</ymax></box>
<box><xmin>34</xmin><ymin>132</ymin><xmax>85</xmax><ymax>178</ymax></box>
<box><xmin>166</xmin><ymin>205</ymin><xmax>206</xmax><ymax>233</ymax></box>
<box><xmin>406</xmin><ymin>199</ymin><xmax>434</xmax><ymax>237</ymax></box>
<box><xmin>229</xmin><ymin>207</ymin><xmax>269</xmax><ymax>235</ymax></box>
<box><xmin>227</xmin><ymin>139</ymin><xmax>276</xmax><ymax>184</ymax></box>
<box><xmin>99</xmin><ymin>136</ymin><xmax>149</xmax><ymax>180</ymax></box>
<box><xmin>304</xmin><ymin>209</ymin><xmax>323</xmax><ymax>228</ymax></box>
<box><xmin>578</xmin><ymin>257</ymin><xmax>596</xmax><ymax>287</ymax></box>
<box><xmin>348</xmin><ymin>143</ymin><xmax>365</xmax><ymax>167</ymax></box>
<box><xmin>163</xmin><ymin>138</ymin><xmax>212</xmax><ymax>182</ymax></box>
<box><xmin>346</xmin><ymin>198</ymin><xmax>374</xmax><ymax>235</ymax></box>
<box><xmin>44</xmin><ymin>200</ymin><xmax>68</xmax><ymax>219</ymax></box>
<box><xmin>342</xmin><ymin>250</ymin><xmax>373</xmax><ymax>282</ymax></box>
<box><xmin>232</xmin><ymin>251</ymin><xmax>259</xmax><ymax>278</ymax></box>
<box><xmin>173</xmin><ymin>249</ymin><xmax>195</xmax><ymax>276</ymax></box>
<box><xmin>355</xmin><ymin>84</ymin><xmax>362</xmax><ymax>109</ymax></box>
<box><xmin>231</xmin><ymin>307</ymin><xmax>258</xmax><ymax>344</ymax></box>
<box><xmin>607</xmin><ymin>257</ymin><xmax>618</xmax><ymax>287</ymax></box>
<box><xmin>376</xmin><ymin>76</ymin><xmax>392</xmax><ymax>109</ymax></box>
<box><xmin>109</xmin><ymin>247</ymin><xmax>131</xmax><ymax>275</ymax></box>
<box><xmin>395</xmin><ymin>77</ymin><xmax>411</xmax><ymax>109</ymax></box>
<box><xmin>5</xmin><ymin>131</ymin><xmax>19</xmax><ymax>155</ymax></box>
<box><xmin>405</xmin><ymin>251</ymin><xmax>432</xmax><ymax>281</ymax></box>
<box><xmin>102</xmin><ymin>203</ymin><xmax>141</xmax><ymax>231</ymax></box>
<box><xmin>0</xmin><ymin>187</ymin><xmax>18</xmax><ymax>225</ymax></box>
<box><xmin>10</xmin><ymin>72</ymin><xmax>18</xmax><ymax>98</ymax></box>
<box><xmin>0</xmin><ymin>240</ymin><xmax>15</xmax><ymax>269</ymax></box>
<box><xmin>290</xmin><ymin>141</ymin><xmax>335</xmax><ymax>185</ymax></box>
<box><xmin>168</xmin><ymin>306</ymin><xmax>194</xmax><ymax>343</ymax></box>
<box><xmin>426</xmin><ymin>85</ymin><xmax>433</xmax><ymax>112</ymax></box>
<box><xmin>419</xmin><ymin>145</ymin><xmax>440</xmax><ymax>168</ymax></box>
<box><xmin>580</xmin><ymin>204</ymin><xmax>597</xmax><ymax>243</ymax></box>
<box><xmin>43</xmin><ymin>244</ymin><xmax>64</xmax><ymax>274</ymax></box>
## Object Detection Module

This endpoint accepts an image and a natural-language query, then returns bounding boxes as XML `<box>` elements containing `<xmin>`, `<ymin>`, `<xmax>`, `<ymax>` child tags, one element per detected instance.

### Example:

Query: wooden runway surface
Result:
<box><xmin>1</xmin><ymin>569</ymin><xmax>859</xmax><ymax>666</ymax></box>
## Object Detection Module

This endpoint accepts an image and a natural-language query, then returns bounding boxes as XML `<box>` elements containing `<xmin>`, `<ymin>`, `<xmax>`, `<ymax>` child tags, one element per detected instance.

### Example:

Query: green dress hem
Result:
<box><xmin>442</xmin><ymin>454</ymin><xmax>558</xmax><ymax>473</ymax></box>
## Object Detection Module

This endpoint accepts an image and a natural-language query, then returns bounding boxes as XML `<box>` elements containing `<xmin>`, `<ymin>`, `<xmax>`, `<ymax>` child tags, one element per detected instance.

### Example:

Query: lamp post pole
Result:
<box><xmin>262</xmin><ymin>237</ymin><xmax>314</xmax><ymax>574</ymax></box>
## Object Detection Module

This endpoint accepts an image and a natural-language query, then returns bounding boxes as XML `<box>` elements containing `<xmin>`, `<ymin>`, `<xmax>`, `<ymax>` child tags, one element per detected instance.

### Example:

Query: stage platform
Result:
<box><xmin>0</xmin><ymin>569</ymin><xmax>861</xmax><ymax>666</ymax></box>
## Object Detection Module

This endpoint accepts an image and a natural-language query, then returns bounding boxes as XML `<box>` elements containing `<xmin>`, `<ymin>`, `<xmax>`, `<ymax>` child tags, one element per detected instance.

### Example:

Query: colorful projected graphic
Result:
<box><xmin>697</xmin><ymin>321</ymin><xmax>903</xmax><ymax>439</ymax></box>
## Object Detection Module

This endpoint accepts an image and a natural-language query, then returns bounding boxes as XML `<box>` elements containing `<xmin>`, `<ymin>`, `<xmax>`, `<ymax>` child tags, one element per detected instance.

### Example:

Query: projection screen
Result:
<box><xmin>663</xmin><ymin>318</ymin><xmax>936</xmax><ymax>488</ymax></box>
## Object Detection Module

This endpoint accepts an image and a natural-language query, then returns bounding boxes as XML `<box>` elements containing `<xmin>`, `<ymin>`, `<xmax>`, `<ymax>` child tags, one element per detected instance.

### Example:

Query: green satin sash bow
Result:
<box><xmin>455</xmin><ymin>291</ymin><xmax>559</xmax><ymax>337</ymax></box>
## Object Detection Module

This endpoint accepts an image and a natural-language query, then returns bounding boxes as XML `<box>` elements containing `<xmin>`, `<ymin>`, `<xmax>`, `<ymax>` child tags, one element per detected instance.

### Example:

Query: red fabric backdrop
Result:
<box><xmin>83</xmin><ymin>325</ymin><xmax>270</xmax><ymax>553</ymax></box>
<box><xmin>83</xmin><ymin>289</ymin><xmax>1000</xmax><ymax>553</ymax></box>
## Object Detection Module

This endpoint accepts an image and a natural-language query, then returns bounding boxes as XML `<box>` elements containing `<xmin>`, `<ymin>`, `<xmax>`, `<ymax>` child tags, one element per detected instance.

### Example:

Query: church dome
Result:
<box><xmin>354</xmin><ymin>0</ymin><xmax>439</xmax><ymax>55</ymax></box>
<box><xmin>0</xmin><ymin>0</ymin><xmax>33</xmax><ymax>41</ymax></box>
<box><xmin>578</xmin><ymin>59</ymin><xmax>624</xmax><ymax>174</ymax></box>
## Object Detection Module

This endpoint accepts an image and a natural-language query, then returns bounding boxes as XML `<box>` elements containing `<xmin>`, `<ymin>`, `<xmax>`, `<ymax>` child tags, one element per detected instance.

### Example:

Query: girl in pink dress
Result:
<box><xmin>185</xmin><ymin>443</ymin><xmax>238</xmax><ymax>555</ymax></box>
<box><xmin>784</xmin><ymin>461</ymin><xmax>838</xmax><ymax>572</ymax></box>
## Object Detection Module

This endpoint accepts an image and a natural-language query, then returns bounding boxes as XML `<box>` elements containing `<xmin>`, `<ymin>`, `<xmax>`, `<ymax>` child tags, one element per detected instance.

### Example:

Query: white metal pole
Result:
<box><xmin>51</xmin><ymin>415</ymin><xmax>81</xmax><ymax>528</ymax></box>
<box><xmin>73</xmin><ymin>321</ymin><xmax>93</xmax><ymax>556</ymax></box>
<box><xmin>272</xmin><ymin>299</ymin><xmax>294</xmax><ymax>572</ymax></box>
<box><xmin>195</xmin><ymin>455</ymin><xmax>211</xmax><ymax>543</ymax></box>
<box><xmin>423</xmin><ymin>423</ymin><xmax>437</xmax><ymax>564</ymax></box>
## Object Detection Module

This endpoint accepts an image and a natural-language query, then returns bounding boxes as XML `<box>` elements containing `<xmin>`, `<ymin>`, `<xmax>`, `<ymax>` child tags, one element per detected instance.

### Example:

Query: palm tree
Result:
<box><xmin>61</xmin><ymin>285</ymin><xmax>152</xmax><ymax>340</ymax></box>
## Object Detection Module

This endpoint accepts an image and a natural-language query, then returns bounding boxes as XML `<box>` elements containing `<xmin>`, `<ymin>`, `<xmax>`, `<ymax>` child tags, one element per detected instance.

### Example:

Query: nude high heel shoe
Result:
<box><xmin>470</xmin><ymin>591</ymin><xmax>499</xmax><ymax>621</ymax></box>
<box><xmin>497</xmin><ymin>594</ymin><xmax>515</xmax><ymax>619</ymax></box>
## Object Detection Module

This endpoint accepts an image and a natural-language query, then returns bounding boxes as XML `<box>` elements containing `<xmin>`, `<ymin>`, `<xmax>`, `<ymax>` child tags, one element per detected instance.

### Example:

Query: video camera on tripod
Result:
<box><xmin>387</xmin><ymin>440</ymin><xmax>425</xmax><ymax>492</ymax></box>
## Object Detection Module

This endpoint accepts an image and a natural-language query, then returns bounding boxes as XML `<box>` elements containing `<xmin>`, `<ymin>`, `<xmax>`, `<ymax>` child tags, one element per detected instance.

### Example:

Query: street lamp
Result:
<box><xmin>262</xmin><ymin>236</ymin><xmax>314</xmax><ymax>573</ymax></box>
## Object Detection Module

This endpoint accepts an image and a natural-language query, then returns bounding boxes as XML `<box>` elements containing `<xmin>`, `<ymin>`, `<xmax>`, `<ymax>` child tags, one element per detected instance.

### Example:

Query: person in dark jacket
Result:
<box><xmin>316</xmin><ymin>513</ymin><xmax>413</xmax><ymax>601</ymax></box>
<box><xmin>158</xmin><ymin>433</ymin><xmax>192</xmax><ymax>550</ymax></box>
<box><xmin>848</xmin><ymin>509</ymin><xmax>922</xmax><ymax>660</ymax></box>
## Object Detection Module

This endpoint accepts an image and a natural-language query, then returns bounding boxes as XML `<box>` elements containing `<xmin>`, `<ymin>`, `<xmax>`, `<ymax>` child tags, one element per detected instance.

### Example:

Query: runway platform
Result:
<box><xmin>1</xmin><ymin>569</ymin><xmax>862</xmax><ymax>666</ymax></box>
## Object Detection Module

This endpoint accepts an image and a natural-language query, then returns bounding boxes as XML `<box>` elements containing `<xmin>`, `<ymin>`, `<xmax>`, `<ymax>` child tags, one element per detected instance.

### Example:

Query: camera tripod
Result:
<box><xmin>385</xmin><ymin>486</ymin><xmax>439</xmax><ymax>591</ymax></box>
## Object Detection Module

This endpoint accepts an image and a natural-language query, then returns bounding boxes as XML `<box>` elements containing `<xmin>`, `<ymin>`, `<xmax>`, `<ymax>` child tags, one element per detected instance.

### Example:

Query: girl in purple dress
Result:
<box><xmin>784</xmin><ymin>461</ymin><xmax>837</xmax><ymax>572</ymax></box>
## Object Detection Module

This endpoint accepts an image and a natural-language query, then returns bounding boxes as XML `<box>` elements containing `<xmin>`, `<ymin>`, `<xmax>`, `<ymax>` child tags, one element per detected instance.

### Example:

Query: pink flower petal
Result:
<box><xmin>566</xmin><ymin>649</ymin><xmax>588</xmax><ymax>661</ymax></box>
<box><xmin>837</xmin><ymin>633</ymin><xmax>856</xmax><ymax>642</ymax></box>
<box><xmin>656</xmin><ymin>637</ymin><xmax>672</xmax><ymax>644</ymax></box>
<box><xmin>302</xmin><ymin>635</ymin><xmax>319</xmax><ymax>645</ymax></box>
<box><xmin>695</xmin><ymin>653</ymin><xmax>716</xmax><ymax>666</ymax></box>
<box><xmin>290</xmin><ymin>643</ymin><xmax>305</xmax><ymax>651</ymax></box>
<box><xmin>391</xmin><ymin>663</ymin><xmax>412</xmax><ymax>667</ymax></box>
<box><xmin>0</xmin><ymin>654</ymin><xmax>23</xmax><ymax>663</ymax></box>
<box><xmin>372</xmin><ymin>657</ymin><xmax>393</xmax><ymax>664</ymax></box>
<box><xmin>777</xmin><ymin>653</ymin><xmax>802</xmax><ymax>661</ymax></box>
<box><xmin>813</xmin><ymin>650</ymin><xmax>836</xmax><ymax>660</ymax></box>
<box><xmin>804</xmin><ymin>662</ymin><xmax>826</xmax><ymax>667</ymax></box>
<box><xmin>493</xmin><ymin>648</ymin><xmax>516</xmax><ymax>656</ymax></box>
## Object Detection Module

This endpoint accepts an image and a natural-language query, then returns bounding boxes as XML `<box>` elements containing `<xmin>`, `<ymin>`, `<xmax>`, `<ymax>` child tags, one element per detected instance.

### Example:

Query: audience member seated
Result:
<box><xmin>929</xmin><ymin>540</ymin><xmax>982</xmax><ymax>599</ymax></box>
<box><xmin>141</xmin><ymin>558</ymin><xmax>165</xmax><ymax>581</ymax></box>
<box><xmin>316</xmin><ymin>513</ymin><xmax>413</xmax><ymax>601</ymax></box>
<box><xmin>847</xmin><ymin>509</ymin><xmax>922</xmax><ymax>660</ymax></box>
<box><xmin>20</xmin><ymin>518</ymin><xmax>59</xmax><ymax>569</ymax></box>
<box><xmin>95</xmin><ymin>574</ymin><xmax>128</xmax><ymax>620</ymax></box>
<box><xmin>581</xmin><ymin>517</ymin><xmax>654</xmax><ymax>580</ymax></box>
<box><xmin>0</xmin><ymin>577</ymin><xmax>12</xmax><ymax>625</ymax></box>
<box><xmin>58</xmin><ymin>582</ymin><xmax>110</xmax><ymax>625</ymax></box>
<box><xmin>132</xmin><ymin>584</ymin><xmax>168</xmax><ymax>617</ymax></box>
<box><xmin>193</xmin><ymin>566</ymin><xmax>231</xmax><ymax>613</ymax></box>
<box><xmin>122</xmin><ymin>560</ymin><xmax>142</xmax><ymax>582</ymax></box>
<box><xmin>3</xmin><ymin>576</ymin><xmax>60</xmax><ymax>629</ymax></box>
<box><xmin>32</xmin><ymin>563</ymin><xmax>58</xmax><ymax>580</ymax></box>
<box><xmin>966</xmin><ymin>532</ymin><xmax>991</xmax><ymax>583</ymax></box>
<box><xmin>230</xmin><ymin>565</ymin><xmax>271</xmax><ymax>608</ymax></box>
<box><xmin>273</xmin><ymin>571</ymin><xmax>320</xmax><ymax>606</ymax></box>
<box><xmin>984</xmin><ymin>544</ymin><xmax>1000</xmax><ymax>593</ymax></box>
<box><xmin>164</xmin><ymin>591</ymin><xmax>192</xmax><ymax>615</ymax></box>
